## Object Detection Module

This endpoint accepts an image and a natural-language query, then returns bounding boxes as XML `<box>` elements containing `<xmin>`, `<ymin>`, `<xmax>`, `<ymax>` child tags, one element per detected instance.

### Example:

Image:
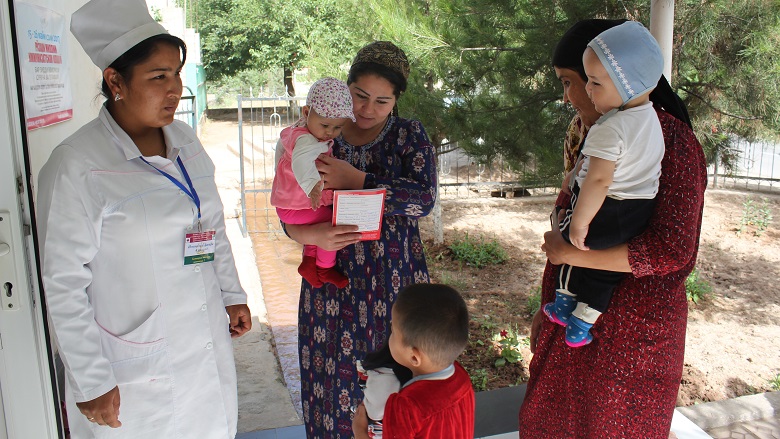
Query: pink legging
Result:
<box><xmin>276</xmin><ymin>206</ymin><xmax>336</xmax><ymax>268</ymax></box>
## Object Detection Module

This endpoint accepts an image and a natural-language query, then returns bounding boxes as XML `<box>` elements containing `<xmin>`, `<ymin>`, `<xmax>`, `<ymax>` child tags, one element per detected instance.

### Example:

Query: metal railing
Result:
<box><xmin>237</xmin><ymin>92</ymin><xmax>306</xmax><ymax>235</ymax></box>
<box><xmin>709</xmin><ymin>138</ymin><xmax>779</xmax><ymax>193</ymax></box>
<box><xmin>175</xmin><ymin>95</ymin><xmax>197</xmax><ymax>132</ymax></box>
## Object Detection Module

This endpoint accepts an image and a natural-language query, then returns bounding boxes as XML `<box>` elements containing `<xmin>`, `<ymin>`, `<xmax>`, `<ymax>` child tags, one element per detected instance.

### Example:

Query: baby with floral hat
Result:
<box><xmin>544</xmin><ymin>21</ymin><xmax>665</xmax><ymax>347</ymax></box>
<box><xmin>271</xmin><ymin>77</ymin><xmax>355</xmax><ymax>288</ymax></box>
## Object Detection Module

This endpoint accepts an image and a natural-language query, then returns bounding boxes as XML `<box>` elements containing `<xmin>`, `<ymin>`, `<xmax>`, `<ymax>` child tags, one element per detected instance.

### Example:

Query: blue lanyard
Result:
<box><xmin>140</xmin><ymin>155</ymin><xmax>201</xmax><ymax>220</ymax></box>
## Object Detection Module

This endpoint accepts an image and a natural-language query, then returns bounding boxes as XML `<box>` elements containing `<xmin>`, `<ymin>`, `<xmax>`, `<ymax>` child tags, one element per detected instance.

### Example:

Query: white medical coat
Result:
<box><xmin>37</xmin><ymin>105</ymin><xmax>247</xmax><ymax>438</ymax></box>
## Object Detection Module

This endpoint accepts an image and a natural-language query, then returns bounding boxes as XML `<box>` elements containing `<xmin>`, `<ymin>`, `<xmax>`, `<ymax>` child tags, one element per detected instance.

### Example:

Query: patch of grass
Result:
<box><xmin>685</xmin><ymin>268</ymin><xmax>712</xmax><ymax>304</ymax></box>
<box><xmin>525</xmin><ymin>286</ymin><xmax>542</xmax><ymax>316</ymax></box>
<box><xmin>473</xmin><ymin>314</ymin><xmax>499</xmax><ymax>332</ymax></box>
<box><xmin>737</xmin><ymin>197</ymin><xmax>773</xmax><ymax>236</ymax></box>
<box><xmin>440</xmin><ymin>270</ymin><xmax>469</xmax><ymax>291</ymax></box>
<box><xmin>449</xmin><ymin>233</ymin><xmax>507</xmax><ymax>268</ymax></box>
<box><xmin>469</xmin><ymin>368</ymin><xmax>489</xmax><ymax>392</ymax></box>
<box><xmin>769</xmin><ymin>373</ymin><xmax>780</xmax><ymax>391</ymax></box>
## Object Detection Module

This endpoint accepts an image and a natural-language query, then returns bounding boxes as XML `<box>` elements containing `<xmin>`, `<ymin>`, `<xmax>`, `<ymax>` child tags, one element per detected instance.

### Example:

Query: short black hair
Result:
<box><xmin>101</xmin><ymin>34</ymin><xmax>187</xmax><ymax>100</ymax></box>
<box><xmin>347</xmin><ymin>61</ymin><xmax>407</xmax><ymax>100</ymax></box>
<box><xmin>392</xmin><ymin>283</ymin><xmax>469</xmax><ymax>367</ymax></box>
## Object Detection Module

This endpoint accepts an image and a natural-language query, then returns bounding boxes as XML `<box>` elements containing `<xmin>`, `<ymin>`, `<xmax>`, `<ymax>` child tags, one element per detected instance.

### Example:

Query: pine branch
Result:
<box><xmin>680</xmin><ymin>87</ymin><xmax>762</xmax><ymax>121</ymax></box>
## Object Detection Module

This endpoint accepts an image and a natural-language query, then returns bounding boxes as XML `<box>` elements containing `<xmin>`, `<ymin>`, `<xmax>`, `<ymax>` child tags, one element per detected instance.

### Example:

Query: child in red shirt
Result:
<box><xmin>353</xmin><ymin>284</ymin><xmax>475</xmax><ymax>439</ymax></box>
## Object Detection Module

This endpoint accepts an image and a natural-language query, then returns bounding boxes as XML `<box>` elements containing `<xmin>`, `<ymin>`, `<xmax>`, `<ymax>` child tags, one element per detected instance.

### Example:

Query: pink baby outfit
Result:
<box><xmin>271</xmin><ymin>125</ymin><xmax>336</xmax><ymax>268</ymax></box>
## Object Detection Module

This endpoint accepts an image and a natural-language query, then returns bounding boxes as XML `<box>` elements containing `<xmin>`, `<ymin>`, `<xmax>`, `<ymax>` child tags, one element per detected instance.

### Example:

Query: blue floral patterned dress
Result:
<box><xmin>297</xmin><ymin>116</ymin><xmax>437</xmax><ymax>438</ymax></box>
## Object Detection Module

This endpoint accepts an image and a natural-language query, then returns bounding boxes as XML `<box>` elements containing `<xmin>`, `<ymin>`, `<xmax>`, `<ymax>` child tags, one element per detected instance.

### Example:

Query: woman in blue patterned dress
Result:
<box><xmin>283</xmin><ymin>41</ymin><xmax>437</xmax><ymax>438</ymax></box>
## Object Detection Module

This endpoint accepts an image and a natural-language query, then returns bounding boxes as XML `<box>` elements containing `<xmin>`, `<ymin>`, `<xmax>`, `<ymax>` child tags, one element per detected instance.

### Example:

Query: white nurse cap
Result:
<box><xmin>70</xmin><ymin>0</ymin><xmax>169</xmax><ymax>71</ymax></box>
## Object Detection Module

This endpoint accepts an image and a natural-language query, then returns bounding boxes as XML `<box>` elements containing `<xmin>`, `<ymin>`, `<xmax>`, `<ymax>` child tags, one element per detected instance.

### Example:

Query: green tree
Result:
<box><xmin>673</xmin><ymin>0</ymin><xmax>780</xmax><ymax>169</ymax></box>
<box><xmin>363</xmin><ymin>0</ymin><xmax>780</xmax><ymax>179</ymax></box>
<box><xmin>194</xmin><ymin>0</ymin><xmax>362</xmax><ymax>95</ymax></box>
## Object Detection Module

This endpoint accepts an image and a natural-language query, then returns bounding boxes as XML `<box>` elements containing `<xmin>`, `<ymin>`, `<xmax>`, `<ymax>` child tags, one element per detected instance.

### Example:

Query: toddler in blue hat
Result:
<box><xmin>544</xmin><ymin>21</ymin><xmax>665</xmax><ymax>347</ymax></box>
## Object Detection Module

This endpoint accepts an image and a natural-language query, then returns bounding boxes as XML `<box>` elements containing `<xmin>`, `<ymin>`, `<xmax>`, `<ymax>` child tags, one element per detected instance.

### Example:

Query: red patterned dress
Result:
<box><xmin>518</xmin><ymin>109</ymin><xmax>707</xmax><ymax>438</ymax></box>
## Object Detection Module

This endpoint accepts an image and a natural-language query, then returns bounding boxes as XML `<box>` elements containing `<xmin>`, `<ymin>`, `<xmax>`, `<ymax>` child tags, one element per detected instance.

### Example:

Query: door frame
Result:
<box><xmin>0</xmin><ymin>0</ymin><xmax>62</xmax><ymax>437</ymax></box>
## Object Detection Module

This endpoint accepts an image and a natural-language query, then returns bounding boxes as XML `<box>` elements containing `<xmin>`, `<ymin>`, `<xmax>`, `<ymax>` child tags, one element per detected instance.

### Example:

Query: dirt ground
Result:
<box><xmin>418</xmin><ymin>188</ymin><xmax>780</xmax><ymax>406</ymax></box>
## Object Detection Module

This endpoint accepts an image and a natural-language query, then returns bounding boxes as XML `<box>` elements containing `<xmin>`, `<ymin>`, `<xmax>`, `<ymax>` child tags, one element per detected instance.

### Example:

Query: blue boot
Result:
<box><xmin>566</xmin><ymin>304</ymin><xmax>601</xmax><ymax>347</ymax></box>
<box><xmin>542</xmin><ymin>289</ymin><xmax>577</xmax><ymax>326</ymax></box>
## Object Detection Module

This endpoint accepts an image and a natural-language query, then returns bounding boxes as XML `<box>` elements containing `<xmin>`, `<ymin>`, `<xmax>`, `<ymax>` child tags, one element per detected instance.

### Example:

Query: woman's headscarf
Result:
<box><xmin>352</xmin><ymin>41</ymin><xmax>410</xmax><ymax>83</ymax></box>
<box><xmin>552</xmin><ymin>19</ymin><xmax>691</xmax><ymax>128</ymax></box>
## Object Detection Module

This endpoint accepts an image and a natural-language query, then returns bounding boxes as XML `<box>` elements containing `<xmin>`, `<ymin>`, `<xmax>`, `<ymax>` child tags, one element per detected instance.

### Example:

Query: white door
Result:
<box><xmin>0</xmin><ymin>0</ymin><xmax>60</xmax><ymax>437</ymax></box>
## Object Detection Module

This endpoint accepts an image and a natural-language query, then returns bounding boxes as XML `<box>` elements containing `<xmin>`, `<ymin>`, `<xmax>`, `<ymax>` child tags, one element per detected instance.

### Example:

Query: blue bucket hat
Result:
<box><xmin>587</xmin><ymin>21</ymin><xmax>664</xmax><ymax>106</ymax></box>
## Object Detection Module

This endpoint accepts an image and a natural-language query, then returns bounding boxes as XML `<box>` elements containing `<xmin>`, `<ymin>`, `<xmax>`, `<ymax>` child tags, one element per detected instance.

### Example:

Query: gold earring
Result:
<box><xmin>114</xmin><ymin>93</ymin><xmax>121</xmax><ymax>102</ymax></box>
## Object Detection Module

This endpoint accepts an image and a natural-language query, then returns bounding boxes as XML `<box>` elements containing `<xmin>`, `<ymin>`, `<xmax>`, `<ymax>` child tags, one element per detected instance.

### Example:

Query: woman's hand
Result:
<box><xmin>316</xmin><ymin>154</ymin><xmax>366</xmax><ymax>190</ymax></box>
<box><xmin>541</xmin><ymin>227</ymin><xmax>574</xmax><ymax>266</ymax></box>
<box><xmin>226</xmin><ymin>304</ymin><xmax>252</xmax><ymax>338</ymax></box>
<box><xmin>286</xmin><ymin>221</ymin><xmax>362</xmax><ymax>252</ymax></box>
<box><xmin>529</xmin><ymin>307</ymin><xmax>545</xmax><ymax>354</ymax></box>
<box><xmin>76</xmin><ymin>386</ymin><xmax>122</xmax><ymax>428</ymax></box>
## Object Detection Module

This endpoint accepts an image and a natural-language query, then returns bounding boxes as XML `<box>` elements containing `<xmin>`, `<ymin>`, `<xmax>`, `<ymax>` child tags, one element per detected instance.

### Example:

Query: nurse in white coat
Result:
<box><xmin>36</xmin><ymin>0</ymin><xmax>252</xmax><ymax>437</ymax></box>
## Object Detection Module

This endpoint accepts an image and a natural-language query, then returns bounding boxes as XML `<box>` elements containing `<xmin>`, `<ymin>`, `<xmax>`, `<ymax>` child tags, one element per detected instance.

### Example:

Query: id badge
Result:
<box><xmin>184</xmin><ymin>229</ymin><xmax>216</xmax><ymax>265</ymax></box>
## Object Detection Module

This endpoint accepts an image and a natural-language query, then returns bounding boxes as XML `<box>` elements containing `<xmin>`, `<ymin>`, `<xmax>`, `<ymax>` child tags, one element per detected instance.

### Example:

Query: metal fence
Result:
<box><xmin>238</xmin><ymin>92</ymin><xmax>306</xmax><ymax>235</ymax></box>
<box><xmin>709</xmin><ymin>138</ymin><xmax>780</xmax><ymax>193</ymax></box>
<box><xmin>235</xmin><ymin>94</ymin><xmax>780</xmax><ymax>234</ymax></box>
<box><xmin>437</xmin><ymin>146</ymin><xmax>559</xmax><ymax>199</ymax></box>
<box><xmin>175</xmin><ymin>95</ymin><xmax>197</xmax><ymax>132</ymax></box>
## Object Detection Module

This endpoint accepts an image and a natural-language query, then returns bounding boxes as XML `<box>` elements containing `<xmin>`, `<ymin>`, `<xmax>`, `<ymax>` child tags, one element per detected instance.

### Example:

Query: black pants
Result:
<box><xmin>559</xmin><ymin>182</ymin><xmax>656</xmax><ymax>312</ymax></box>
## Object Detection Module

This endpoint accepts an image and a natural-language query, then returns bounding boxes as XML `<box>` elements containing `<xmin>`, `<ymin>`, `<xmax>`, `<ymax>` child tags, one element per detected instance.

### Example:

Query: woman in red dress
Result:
<box><xmin>518</xmin><ymin>19</ymin><xmax>707</xmax><ymax>438</ymax></box>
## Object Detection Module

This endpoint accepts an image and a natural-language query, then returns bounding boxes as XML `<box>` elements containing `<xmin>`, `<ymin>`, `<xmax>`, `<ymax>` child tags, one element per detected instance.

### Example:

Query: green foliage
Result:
<box><xmin>189</xmin><ymin>0</ymin><xmax>780</xmax><ymax>175</ymax></box>
<box><xmin>768</xmin><ymin>373</ymin><xmax>780</xmax><ymax>391</ymax></box>
<box><xmin>492</xmin><ymin>326</ymin><xmax>527</xmax><ymax>367</ymax></box>
<box><xmin>685</xmin><ymin>269</ymin><xmax>712</xmax><ymax>304</ymax></box>
<box><xmin>676</xmin><ymin>0</ymin><xmax>780</xmax><ymax>154</ymax></box>
<box><xmin>473</xmin><ymin>314</ymin><xmax>499</xmax><ymax>332</ymax></box>
<box><xmin>194</xmin><ymin>0</ymin><xmax>363</xmax><ymax>92</ymax></box>
<box><xmin>525</xmin><ymin>286</ymin><xmax>542</xmax><ymax>317</ymax></box>
<box><xmin>366</xmin><ymin>0</ymin><xmax>780</xmax><ymax>176</ymax></box>
<box><xmin>737</xmin><ymin>197</ymin><xmax>773</xmax><ymax>237</ymax></box>
<box><xmin>449</xmin><ymin>233</ymin><xmax>507</xmax><ymax>268</ymax></box>
<box><xmin>469</xmin><ymin>367</ymin><xmax>489</xmax><ymax>391</ymax></box>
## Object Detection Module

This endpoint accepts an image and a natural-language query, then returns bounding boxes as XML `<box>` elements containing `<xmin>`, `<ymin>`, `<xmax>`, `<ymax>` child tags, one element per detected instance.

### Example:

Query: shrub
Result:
<box><xmin>525</xmin><ymin>286</ymin><xmax>542</xmax><ymax>316</ymax></box>
<box><xmin>470</xmin><ymin>368</ymin><xmax>489</xmax><ymax>391</ymax></box>
<box><xmin>449</xmin><ymin>233</ymin><xmax>507</xmax><ymax>268</ymax></box>
<box><xmin>768</xmin><ymin>373</ymin><xmax>780</xmax><ymax>391</ymax></box>
<box><xmin>737</xmin><ymin>197</ymin><xmax>773</xmax><ymax>237</ymax></box>
<box><xmin>492</xmin><ymin>326</ymin><xmax>527</xmax><ymax>367</ymax></box>
<box><xmin>685</xmin><ymin>269</ymin><xmax>712</xmax><ymax>303</ymax></box>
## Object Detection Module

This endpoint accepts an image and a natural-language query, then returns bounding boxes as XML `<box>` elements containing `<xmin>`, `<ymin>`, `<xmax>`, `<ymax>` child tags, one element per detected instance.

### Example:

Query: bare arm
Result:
<box><xmin>569</xmin><ymin>157</ymin><xmax>615</xmax><ymax>250</ymax></box>
<box><xmin>542</xmin><ymin>227</ymin><xmax>631</xmax><ymax>273</ymax></box>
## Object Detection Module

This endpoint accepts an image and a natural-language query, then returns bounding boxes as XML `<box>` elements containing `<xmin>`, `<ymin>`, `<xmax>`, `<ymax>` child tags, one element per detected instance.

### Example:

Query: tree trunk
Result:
<box><xmin>283</xmin><ymin>64</ymin><xmax>295</xmax><ymax>97</ymax></box>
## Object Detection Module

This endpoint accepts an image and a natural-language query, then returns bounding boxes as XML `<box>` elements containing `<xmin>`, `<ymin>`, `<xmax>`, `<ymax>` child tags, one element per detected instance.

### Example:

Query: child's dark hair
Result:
<box><xmin>392</xmin><ymin>283</ymin><xmax>469</xmax><ymax>367</ymax></box>
<box><xmin>101</xmin><ymin>34</ymin><xmax>187</xmax><ymax>100</ymax></box>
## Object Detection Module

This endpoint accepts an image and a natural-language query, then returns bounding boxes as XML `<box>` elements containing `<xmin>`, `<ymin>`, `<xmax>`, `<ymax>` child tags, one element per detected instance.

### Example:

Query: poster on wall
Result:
<box><xmin>14</xmin><ymin>3</ymin><xmax>72</xmax><ymax>131</ymax></box>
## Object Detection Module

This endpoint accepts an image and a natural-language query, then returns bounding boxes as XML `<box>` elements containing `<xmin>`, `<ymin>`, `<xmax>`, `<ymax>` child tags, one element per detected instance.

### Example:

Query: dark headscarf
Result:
<box><xmin>352</xmin><ymin>41</ymin><xmax>410</xmax><ymax>81</ymax></box>
<box><xmin>552</xmin><ymin>19</ymin><xmax>692</xmax><ymax>128</ymax></box>
<box><xmin>552</xmin><ymin>19</ymin><xmax>627</xmax><ymax>82</ymax></box>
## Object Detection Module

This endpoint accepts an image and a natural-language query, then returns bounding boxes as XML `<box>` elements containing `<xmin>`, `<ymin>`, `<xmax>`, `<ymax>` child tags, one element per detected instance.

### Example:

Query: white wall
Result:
<box><xmin>14</xmin><ymin>0</ymin><xmax>103</xmax><ymax>192</ymax></box>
